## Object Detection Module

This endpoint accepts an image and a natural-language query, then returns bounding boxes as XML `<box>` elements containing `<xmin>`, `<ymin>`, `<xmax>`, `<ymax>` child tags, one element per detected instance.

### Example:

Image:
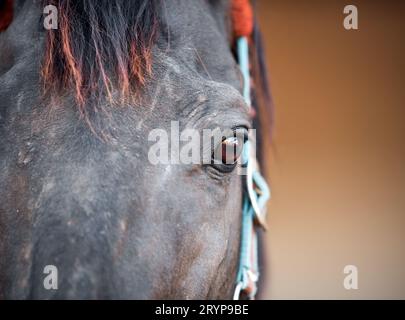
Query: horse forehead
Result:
<box><xmin>161</xmin><ymin>0</ymin><xmax>236</xmax><ymax>75</ymax></box>
<box><xmin>163</xmin><ymin>0</ymin><xmax>229</xmax><ymax>32</ymax></box>
<box><xmin>150</xmin><ymin>57</ymin><xmax>242</xmax><ymax>115</ymax></box>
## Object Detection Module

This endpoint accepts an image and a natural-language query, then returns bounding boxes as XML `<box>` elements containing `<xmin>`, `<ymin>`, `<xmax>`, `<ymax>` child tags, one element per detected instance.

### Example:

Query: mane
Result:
<box><xmin>41</xmin><ymin>0</ymin><xmax>160</xmax><ymax>118</ymax></box>
<box><xmin>249</xmin><ymin>18</ymin><xmax>274</xmax><ymax>167</ymax></box>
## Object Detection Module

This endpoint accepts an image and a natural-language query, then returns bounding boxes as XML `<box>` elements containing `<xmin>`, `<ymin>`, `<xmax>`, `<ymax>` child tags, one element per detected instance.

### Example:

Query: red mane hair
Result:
<box><xmin>41</xmin><ymin>0</ymin><xmax>159</xmax><ymax>119</ymax></box>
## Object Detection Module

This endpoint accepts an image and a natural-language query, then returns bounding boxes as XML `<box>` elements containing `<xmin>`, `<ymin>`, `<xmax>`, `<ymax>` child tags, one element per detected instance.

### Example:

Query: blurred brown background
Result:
<box><xmin>257</xmin><ymin>0</ymin><xmax>405</xmax><ymax>299</ymax></box>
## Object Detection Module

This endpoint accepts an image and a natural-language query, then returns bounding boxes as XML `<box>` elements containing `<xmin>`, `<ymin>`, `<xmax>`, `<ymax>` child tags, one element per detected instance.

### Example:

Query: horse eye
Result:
<box><xmin>211</xmin><ymin>129</ymin><xmax>247</xmax><ymax>172</ymax></box>
<box><xmin>221</xmin><ymin>136</ymin><xmax>242</xmax><ymax>164</ymax></box>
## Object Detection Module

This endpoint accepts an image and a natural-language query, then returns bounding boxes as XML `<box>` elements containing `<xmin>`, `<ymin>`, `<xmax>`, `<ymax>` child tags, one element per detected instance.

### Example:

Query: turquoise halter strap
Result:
<box><xmin>233</xmin><ymin>36</ymin><xmax>271</xmax><ymax>300</ymax></box>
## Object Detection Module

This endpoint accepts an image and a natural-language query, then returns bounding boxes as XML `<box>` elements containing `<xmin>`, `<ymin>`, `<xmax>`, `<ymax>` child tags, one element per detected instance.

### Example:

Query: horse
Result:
<box><xmin>0</xmin><ymin>0</ymin><xmax>272</xmax><ymax>299</ymax></box>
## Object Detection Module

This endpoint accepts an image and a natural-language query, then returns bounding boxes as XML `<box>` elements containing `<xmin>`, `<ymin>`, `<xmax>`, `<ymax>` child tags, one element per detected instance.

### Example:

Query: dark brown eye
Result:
<box><xmin>211</xmin><ymin>128</ymin><xmax>247</xmax><ymax>172</ymax></box>
<box><xmin>221</xmin><ymin>136</ymin><xmax>242</xmax><ymax>164</ymax></box>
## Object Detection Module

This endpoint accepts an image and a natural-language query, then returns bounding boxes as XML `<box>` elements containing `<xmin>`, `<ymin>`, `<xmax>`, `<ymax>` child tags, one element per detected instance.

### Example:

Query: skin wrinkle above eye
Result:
<box><xmin>182</xmin><ymin>99</ymin><xmax>251</xmax><ymax>132</ymax></box>
<box><xmin>178</xmin><ymin>80</ymin><xmax>251</xmax><ymax>126</ymax></box>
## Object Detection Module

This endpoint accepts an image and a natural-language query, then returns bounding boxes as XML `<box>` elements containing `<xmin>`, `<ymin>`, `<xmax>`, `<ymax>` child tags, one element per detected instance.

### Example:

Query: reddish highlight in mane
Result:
<box><xmin>0</xmin><ymin>0</ymin><xmax>13</xmax><ymax>32</ymax></box>
<box><xmin>41</xmin><ymin>0</ymin><xmax>158</xmax><ymax>118</ymax></box>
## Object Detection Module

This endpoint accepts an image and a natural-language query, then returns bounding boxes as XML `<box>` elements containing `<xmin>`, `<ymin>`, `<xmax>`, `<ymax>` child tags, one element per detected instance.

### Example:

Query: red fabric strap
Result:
<box><xmin>231</xmin><ymin>0</ymin><xmax>254</xmax><ymax>38</ymax></box>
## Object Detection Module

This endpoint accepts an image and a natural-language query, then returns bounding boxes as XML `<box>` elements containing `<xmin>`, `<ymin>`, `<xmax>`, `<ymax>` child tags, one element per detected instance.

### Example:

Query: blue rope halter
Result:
<box><xmin>233</xmin><ymin>36</ymin><xmax>271</xmax><ymax>300</ymax></box>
